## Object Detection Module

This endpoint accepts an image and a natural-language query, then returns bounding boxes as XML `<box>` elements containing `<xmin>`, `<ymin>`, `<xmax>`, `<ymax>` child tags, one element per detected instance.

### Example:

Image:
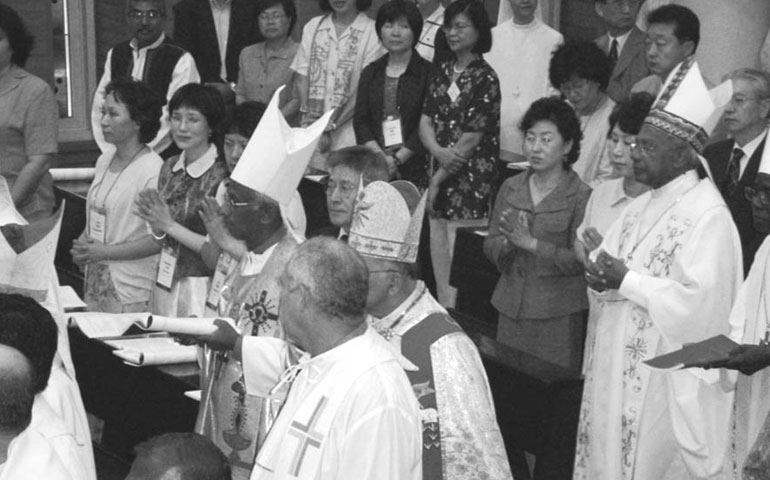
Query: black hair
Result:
<box><xmin>375</xmin><ymin>0</ymin><xmax>423</xmax><ymax>48</ymax></box>
<box><xmin>0</xmin><ymin>347</ymin><xmax>33</xmax><ymax>432</ymax></box>
<box><xmin>168</xmin><ymin>83</ymin><xmax>227</xmax><ymax>142</ymax></box>
<box><xmin>520</xmin><ymin>96</ymin><xmax>583</xmax><ymax>168</ymax></box>
<box><xmin>549</xmin><ymin>41</ymin><xmax>612</xmax><ymax>92</ymax></box>
<box><xmin>105</xmin><ymin>79</ymin><xmax>166</xmax><ymax>144</ymax></box>
<box><xmin>222</xmin><ymin>101</ymin><xmax>267</xmax><ymax>138</ymax></box>
<box><xmin>608</xmin><ymin>92</ymin><xmax>655</xmax><ymax>136</ymax></box>
<box><xmin>326</xmin><ymin>146</ymin><xmax>390</xmax><ymax>184</ymax></box>
<box><xmin>319</xmin><ymin>0</ymin><xmax>372</xmax><ymax>13</ymax></box>
<box><xmin>0</xmin><ymin>3</ymin><xmax>34</xmax><ymax>67</ymax></box>
<box><xmin>256</xmin><ymin>0</ymin><xmax>298</xmax><ymax>36</ymax></box>
<box><xmin>647</xmin><ymin>4</ymin><xmax>700</xmax><ymax>52</ymax></box>
<box><xmin>133</xmin><ymin>432</ymin><xmax>232</xmax><ymax>480</ymax></box>
<box><xmin>443</xmin><ymin>0</ymin><xmax>493</xmax><ymax>54</ymax></box>
<box><xmin>0</xmin><ymin>294</ymin><xmax>58</xmax><ymax>394</ymax></box>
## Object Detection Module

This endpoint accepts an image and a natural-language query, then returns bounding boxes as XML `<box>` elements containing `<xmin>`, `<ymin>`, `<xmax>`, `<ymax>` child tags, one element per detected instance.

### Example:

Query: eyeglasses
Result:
<box><xmin>225</xmin><ymin>190</ymin><xmax>259</xmax><ymax>208</ymax></box>
<box><xmin>560</xmin><ymin>79</ymin><xmax>592</xmax><ymax>96</ymax></box>
<box><xmin>325</xmin><ymin>181</ymin><xmax>357</xmax><ymax>197</ymax></box>
<box><xmin>745</xmin><ymin>186</ymin><xmax>770</xmax><ymax>206</ymax></box>
<box><xmin>127</xmin><ymin>9</ymin><xmax>163</xmax><ymax>20</ymax></box>
<box><xmin>629</xmin><ymin>140</ymin><xmax>657</xmax><ymax>156</ymax></box>
<box><xmin>442</xmin><ymin>23</ymin><xmax>474</xmax><ymax>34</ymax></box>
<box><xmin>259</xmin><ymin>12</ymin><xmax>287</xmax><ymax>22</ymax></box>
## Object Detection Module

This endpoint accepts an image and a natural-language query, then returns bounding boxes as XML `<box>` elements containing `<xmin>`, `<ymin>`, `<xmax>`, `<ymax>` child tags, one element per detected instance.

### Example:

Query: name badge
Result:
<box><xmin>206</xmin><ymin>253</ymin><xmax>234</xmax><ymax>311</ymax></box>
<box><xmin>382</xmin><ymin>116</ymin><xmax>403</xmax><ymax>148</ymax></box>
<box><xmin>447</xmin><ymin>82</ymin><xmax>461</xmax><ymax>103</ymax></box>
<box><xmin>155</xmin><ymin>245</ymin><xmax>179</xmax><ymax>291</ymax></box>
<box><xmin>89</xmin><ymin>207</ymin><xmax>107</xmax><ymax>244</ymax></box>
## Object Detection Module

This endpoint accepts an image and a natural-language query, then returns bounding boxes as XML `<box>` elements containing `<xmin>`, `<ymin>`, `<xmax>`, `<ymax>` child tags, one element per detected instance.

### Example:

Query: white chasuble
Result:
<box><xmin>574</xmin><ymin>171</ymin><xmax>741</xmax><ymax>480</ymax></box>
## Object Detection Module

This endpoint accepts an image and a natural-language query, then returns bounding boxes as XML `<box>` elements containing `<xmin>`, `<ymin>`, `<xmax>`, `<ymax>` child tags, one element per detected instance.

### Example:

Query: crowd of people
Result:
<box><xmin>1</xmin><ymin>0</ymin><xmax>770</xmax><ymax>479</ymax></box>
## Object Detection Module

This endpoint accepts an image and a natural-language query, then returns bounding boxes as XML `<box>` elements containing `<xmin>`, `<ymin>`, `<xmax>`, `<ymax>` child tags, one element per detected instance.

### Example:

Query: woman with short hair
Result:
<box><xmin>484</xmin><ymin>96</ymin><xmax>591</xmax><ymax>372</ymax></box>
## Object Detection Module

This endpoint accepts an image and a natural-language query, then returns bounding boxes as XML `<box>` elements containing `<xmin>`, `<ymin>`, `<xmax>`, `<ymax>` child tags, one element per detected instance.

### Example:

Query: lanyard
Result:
<box><xmin>375</xmin><ymin>283</ymin><xmax>427</xmax><ymax>341</ymax></box>
<box><xmin>91</xmin><ymin>146</ymin><xmax>145</xmax><ymax>209</ymax></box>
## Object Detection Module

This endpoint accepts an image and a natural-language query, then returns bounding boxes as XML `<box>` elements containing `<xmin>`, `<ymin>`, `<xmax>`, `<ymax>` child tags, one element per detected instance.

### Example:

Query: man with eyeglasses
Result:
<box><xmin>631</xmin><ymin>4</ymin><xmax>698</xmax><ymax>97</ymax></box>
<box><xmin>184</xmin><ymin>91</ymin><xmax>329</xmax><ymax>480</ymax></box>
<box><xmin>594</xmin><ymin>0</ymin><xmax>649</xmax><ymax>103</ymax></box>
<box><xmin>579</xmin><ymin>57</ymin><xmax>741</xmax><ymax>479</ymax></box>
<box><xmin>718</xmin><ymin>159</ymin><xmax>770</xmax><ymax>478</ymax></box>
<box><xmin>91</xmin><ymin>0</ymin><xmax>200</xmax><ymax>159</ymax></box>
<box><xmin>309</xmin><ymin>146</ymin><xmax>389</xmax><ymax>241</ymax></box>
<box><xmin>348</xmin><ymin>179</ymin><xmax>512</xmax><ymax>479</ymax></box>
<box><xmin>173</xmin><ymin>0</ymin><xmax>263</xmax><ymax>85</ymax></box>
<box><xmin>704</xmin><ymin>68</ymin><xmax>770</xmax><ymax>275</ymax></box>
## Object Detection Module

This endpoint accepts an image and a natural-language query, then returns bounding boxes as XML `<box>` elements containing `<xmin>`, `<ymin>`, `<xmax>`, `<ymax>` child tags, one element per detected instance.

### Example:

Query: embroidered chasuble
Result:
<box><xmin>370</xmin><ymin>281</ymin><xmax>512</xmax><ymax>479</ymax></box>
<box><xmin>196</xmin><ymin>234</ymin><xmax>298</xmax><ymax>480</ymax></box>
<box><xmin>574</xmin><ymin>171</ymin><xmax>741</xmax><ymax>480</ymax></box>
<box><xmin>241</xmin><ymin>327</ymin><xmax>422</xmax><ymax>479</ymax></box>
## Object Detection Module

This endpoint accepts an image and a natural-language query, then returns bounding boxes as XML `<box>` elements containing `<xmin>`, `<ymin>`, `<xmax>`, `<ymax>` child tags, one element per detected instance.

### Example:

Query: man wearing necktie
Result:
<box><xmin>704</xmin><ymin>68</ymin><xmax>770</xmax><ymax>275</ymax></box>
<box><xmin>594</xmin><ymin>0</ymin><xmax>649</xmax><ymax>103</ymax></box>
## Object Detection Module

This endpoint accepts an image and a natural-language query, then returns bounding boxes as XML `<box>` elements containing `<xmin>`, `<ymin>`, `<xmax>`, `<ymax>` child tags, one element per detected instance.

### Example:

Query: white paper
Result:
<box><xmin>58</xmin><ymin>285</ymin><xmax>87</xmax><ymax>312</ymax></box>
<box><xmin>108</xmin><ymin>336</ymin><xmax>197</xmax><ymax>366</ymax></box>
<box><xmin>184</xmin><ymin>390</ymin><xmax>202</xmax><ymax>402</ymax></box>
<box><xmin>50</xmin><ymin>168</ymin><xmax>95</xmax><ymax>182</ymax></box>
<box><xmin>142</xmin><ymin>315</ymin><xmax>234</xmax><ymax>336</ymax></box>
<box><xmin>68</xmin><ymin>312</ymin><xmax>151</xmax><ymax>338</ymax></box>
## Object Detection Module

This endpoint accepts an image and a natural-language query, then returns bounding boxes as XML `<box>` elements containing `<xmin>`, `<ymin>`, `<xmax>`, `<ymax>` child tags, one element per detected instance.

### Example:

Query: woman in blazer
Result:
<box><xmin>354</xmin><ymin>0</ymin><xmax>432</xmax><ymax>190</ymax></box>
<box><xmin>484</xmin><ymin>96</ymin><xmax>591</xmax><ymax>373</ymax></box>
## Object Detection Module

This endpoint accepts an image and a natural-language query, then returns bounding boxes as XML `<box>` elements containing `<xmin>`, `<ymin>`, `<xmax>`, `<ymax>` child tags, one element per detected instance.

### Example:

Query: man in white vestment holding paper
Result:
<box><xmin>348</xmin><ymin>179</ymin><xmax>512</xmax><ymax>479</ymax></box>
<box><xmin>574</xmin><ymin>56</ymin><xmax>741</xmax><ymax>480</ymax></box>
<box><xmin>193</xmin><ymin>88</ymin><xmax>331</xmax><ymax>480</ymax></box>
<box><xmin>485</xmin><ymin>0</ymin><xmax>562</xmax><ymax>163</ymax></box>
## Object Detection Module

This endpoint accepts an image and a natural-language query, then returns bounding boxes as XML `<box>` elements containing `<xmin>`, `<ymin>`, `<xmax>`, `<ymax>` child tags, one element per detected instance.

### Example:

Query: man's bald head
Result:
<box><xmin>126</xmin><ymin>432</ymin><xmax>231</xmax><ymax>480</ymax></box>
<box><xmin>0</xmin><ymin>345</ymin><xmax>34</xmax><ymax>434</ymax></box>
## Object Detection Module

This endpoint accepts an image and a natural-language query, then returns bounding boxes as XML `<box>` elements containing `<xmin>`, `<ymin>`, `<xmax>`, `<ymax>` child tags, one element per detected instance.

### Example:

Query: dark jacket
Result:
<box><xmin>484</xmin><ymin>169</ymin><xmax>591</xmax><ymax>319</ymax></box>
<box><xmin>172</xmin><ymin>0</ymin><xmax>262</xmax><ymax>83</ymax></box>
<box><xmin>595</xmin><ymin>26</ymin><xmax>649</xmax><ymax>103</ymax></box>
<box><xmin>704</xmin><ymin>137</ymin><xmax>768</xmax><ymax>274</ymax></box>
<box><xmin>354</xmin><ymin>51</ymin><xmax>432</xmax><ymax>187</ymax></box>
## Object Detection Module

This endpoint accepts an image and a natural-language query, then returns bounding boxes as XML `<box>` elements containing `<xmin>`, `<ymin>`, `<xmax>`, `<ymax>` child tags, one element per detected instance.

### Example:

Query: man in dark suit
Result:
<box><xmin>594</xmin><ymin>0</ymin><xmax>649</xmax><ymax>103</ymax></box>
<box><xmin>704</xmin><ymin>68</ymin><xmax>770</xmax><ymax>275</ymax></box>
<box><xmin>173</xmin><ymin>0</ymin><xmax>263</xmax><ymax>84</ymax></box>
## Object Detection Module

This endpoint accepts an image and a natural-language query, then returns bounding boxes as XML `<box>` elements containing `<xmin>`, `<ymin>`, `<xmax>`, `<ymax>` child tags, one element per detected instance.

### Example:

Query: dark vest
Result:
<box><xmin>400</xmin><ymin>312</ymin><xmax>463</xmax><ymax>480</ymax></box>
<box><xmin>110</xmin><ymin>38</ymin><xmax>186</xmax><ymax>98</ymax></box>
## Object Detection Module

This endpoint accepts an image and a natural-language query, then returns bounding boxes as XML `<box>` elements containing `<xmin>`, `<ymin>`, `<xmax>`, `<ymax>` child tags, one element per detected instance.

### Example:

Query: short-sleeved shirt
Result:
<box><xmin>422</xmin><ymin>58</ymin><xmax>500</xmax><ymax>220</ymax></box>
<box><xmin>0</xmin><ymin>65</ymin><xmax>57</xmax><ymax>222</ymax></box>
<box><xmin>236</xmin><ymin>39</ymin><xmax>298</xmax><ymax>106</ymax></box>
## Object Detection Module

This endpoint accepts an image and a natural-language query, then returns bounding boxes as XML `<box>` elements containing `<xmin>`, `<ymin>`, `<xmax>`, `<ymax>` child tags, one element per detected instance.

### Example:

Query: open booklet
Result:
<box><xmin>68</xmin><ymin>312</ymin><xmax>234</xmax><ymax>339</ymax></box>
<box><xmin>643</xmin><ymin>335</ymin><xmax>740</xmax><ymax>370</ymax></box>
<box><xmin>105</xmin><ymin>336</ymin><xmax>197</xmax><ymax>367</ymax></box>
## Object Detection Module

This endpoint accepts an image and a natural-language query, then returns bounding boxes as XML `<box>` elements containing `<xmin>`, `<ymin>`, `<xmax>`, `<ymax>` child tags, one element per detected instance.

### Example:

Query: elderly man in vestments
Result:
<box><xmin>485</xmin><ymin>0</ymin><xmax>562</xmax><ymax>163</ymax></box>
<box><xmin>717</xmin><ymin>155</ymin><xmax>770</xmax><ymax>476</ymax></box>
<box><xmin>193</xmin><ymin>89</ymin><xmax>330</xmax><ymax>480</ymax></box>
<box><xmin>0</xmin><ymin>179</ymin><xmax>96</xmax><ymax>480</ymax></box>
<box><xmin>574</xmin><ymin>56</ymin><xmax>741</xmax><ymax>480</ymax></box>
<box><xmin>347</xmin><ymin>179</ymin><xmax>512</xmax><ymax>479</ymax></box>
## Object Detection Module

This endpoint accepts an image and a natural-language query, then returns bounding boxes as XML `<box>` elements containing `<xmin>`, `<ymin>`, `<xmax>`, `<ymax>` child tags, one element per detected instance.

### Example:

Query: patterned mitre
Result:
<box><xmin>230</xmin><ymin>85</ymin><xmax>333</xmax><ymax>206</ymax></box>
<box><xmin>645</xmin><ymin>56</ymin><xmax>732</xmax><ymax>153</ymax></box>
<box><xmin>349</xmin><ymin>181</ymin><xmax>427</xmax><ymax>263</ymax></box>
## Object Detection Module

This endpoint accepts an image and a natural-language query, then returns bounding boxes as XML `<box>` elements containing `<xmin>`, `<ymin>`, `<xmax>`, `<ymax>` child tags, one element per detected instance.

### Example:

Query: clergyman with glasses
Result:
<box><xmin>91</xmin><ymin>0</ymin><xmax>200</xmax><ymax>159</ymax></box>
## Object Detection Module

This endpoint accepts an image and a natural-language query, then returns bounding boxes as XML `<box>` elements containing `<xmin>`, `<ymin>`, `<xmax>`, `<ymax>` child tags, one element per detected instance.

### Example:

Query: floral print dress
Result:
<box><xmin>422</xmin><ymin>58</ymin><xmax>500</xmax><ymax>220</ymax></box>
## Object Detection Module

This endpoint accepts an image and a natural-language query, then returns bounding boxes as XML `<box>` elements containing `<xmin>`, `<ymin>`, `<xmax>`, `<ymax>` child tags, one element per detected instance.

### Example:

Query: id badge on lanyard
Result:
<box><xmin>382</xmin><ymin>115</ymin><xmax>404</xmax><ymax>148</ymax></box>
<box><xmin>89</xmin><ymin>206</ymin><xmax>107</xmax><ymax>244</ymax></box>
<box><xmin>206</xmin><ymin>253</ymin><xmax>234</xmax><ymax>311</ymax></box>
<box><xmin>156</xmin><ymin>244</ymin><xmax>179</xmax><ymax>291</ymax></box>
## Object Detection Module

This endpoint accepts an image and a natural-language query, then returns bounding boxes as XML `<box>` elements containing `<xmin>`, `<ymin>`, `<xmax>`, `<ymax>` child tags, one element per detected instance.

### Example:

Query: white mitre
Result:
<box><xmin>349</xmin><ymin>181</ymin><xmax>426</xmax><ymax>263</ymax></box>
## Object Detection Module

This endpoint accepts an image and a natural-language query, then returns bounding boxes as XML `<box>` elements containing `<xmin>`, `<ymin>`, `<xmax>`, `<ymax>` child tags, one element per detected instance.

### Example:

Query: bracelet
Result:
<box><xmin>151</xmin><ymin>231</ymin><xmax>167</xmax><ymax>241</ymax></box>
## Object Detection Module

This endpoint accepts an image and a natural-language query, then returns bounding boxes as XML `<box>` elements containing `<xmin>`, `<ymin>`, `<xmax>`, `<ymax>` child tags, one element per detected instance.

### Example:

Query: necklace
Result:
<box><xmin>376</xmin><ymin>283</ymin><xmax>427</xmax><ymax>341</ymax></box>
<box><xmin>452</xmin><ymin>63</ymin><xmax>466</xmax><ymax>74</ymax></box>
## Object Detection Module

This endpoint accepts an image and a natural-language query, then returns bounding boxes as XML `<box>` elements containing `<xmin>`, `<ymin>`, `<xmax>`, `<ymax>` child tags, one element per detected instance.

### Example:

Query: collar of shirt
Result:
<box><xmin>171</xmin><ymin>144</ymin><xmax>218</xmax><ymax>178</ymax></box>
<box><xmin>239</xmin><ymin>242</ymin><xmax>279</xmax><ymax>276</ymax></box>
<box><xmin>651</xmin><ymin>169</ymin><xmax>699</xmax><ymax>199</ymax></box>
<box><xmin>259</xmin><ymin>38</ymin><xmax>297</xmax><ymax>60</ymax></box>
<box><xmin>130</xmin><ymin>32</ymin><xmax>166</xmax><ymax>53</ymax></box>
<box><xmin>608</xmin><ymin>178</ymin><xmax>635</xmax><ymax>207</ymax></box>
<box><xmin>0</xmin><ymin>64</ymin><xmax>28</xmax><ymax>97</ymax></box>
<box><xmin>210</xmin><ymin>0</ymin><xmax>232</xmax><ymax>9</ymax></box>
<box><xmin>318</xmin><ymin>12</ymin><xmax>367</xmax><ymax>39</ymax></box>
<box><xmin>296</xmin><ymin>325</ymin><xmax>379</xmax><ymax>381</ymax></box>
<box><xmin>424</xmin><ymin>5</ymin><xmax>445</xmax><ymax>25</ymax></box>
<box><xmin>608</xmin><ymin>28</ymin><xmax>633</xmax><ymax>55</ymax></box>
<box><xmin>735</xmin><ymin>127</ymin><xmax>768</xmax><ymax>163</ymax></box>
<box><xmin>511</xmin><ymin>16</ymin><xmax>541</xmax><ymax>32</ymax></box>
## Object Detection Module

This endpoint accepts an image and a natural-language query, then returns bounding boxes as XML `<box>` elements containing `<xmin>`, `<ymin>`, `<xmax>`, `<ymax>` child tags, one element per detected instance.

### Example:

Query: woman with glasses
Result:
<box><xmin>419</xmin><ymin>0</ymin><xmax>500</xmax><ymax>308</ymax></box>
<box><xmin>354</xmin><ymin>0</ymin><xmax>432</xmax><ymax>189</ymax></box>
<box><xmin>71</xmin><ymin>80</ymin><xmax>165</xmax><ymax>313</ymax></box>
<box><xmin>135</xmin><ymin>84</ymin><xmax>228</xmax><ymax>317</ymax></box>
<box><xmin>0</xmin><ymin>4</ymin><xmax>58</xmax><ymax>222</ymax></box>
<box><xmin>292</xmin><ymin>0</ymin><xmax>385</xmax><ymax>171</ymax></box>
<box><xmin>549</xmin><ymin>40</ymin><xmax>615</xmax><ymax>186</ymax></box>
<box><xmin>235</xmin><ymin>0</ymin><xmax>300</xmax><ymax>122</ymax></box>
<box><xmin>483</xmin><ymin>96</ymin><xmax>591</xmax><ymax>373</ymax></box>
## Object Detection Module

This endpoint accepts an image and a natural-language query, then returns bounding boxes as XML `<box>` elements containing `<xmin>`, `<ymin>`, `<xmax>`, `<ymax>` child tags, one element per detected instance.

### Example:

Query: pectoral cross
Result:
<box><xmin>287</xmin><ymin>396</ymin><xmax>328</xmax><ymax>476</ymax></box>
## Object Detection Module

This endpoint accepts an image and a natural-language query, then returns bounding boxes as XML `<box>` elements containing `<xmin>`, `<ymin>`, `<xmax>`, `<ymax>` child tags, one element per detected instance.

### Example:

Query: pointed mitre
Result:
<box><xmin>349</xmin><ymin>180</ymin><xmax>427</xmax><ymax>263</ymax></box>
<box><xmin>644</xmin><ymin>57</ymin><xmax>733</xmax><ymax>153</ymax></box>
<box><xmin>230</xmin><ymin>86</ymin><xmax>334</xmax><ymax>206</ymax></box>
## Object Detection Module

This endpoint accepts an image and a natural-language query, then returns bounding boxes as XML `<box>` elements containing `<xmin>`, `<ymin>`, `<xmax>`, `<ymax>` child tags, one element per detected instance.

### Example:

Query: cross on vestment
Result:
<box><xmin>287</xmin><ymin>396</ymin><xmax>329</xmax><ymax>476</ymax></box>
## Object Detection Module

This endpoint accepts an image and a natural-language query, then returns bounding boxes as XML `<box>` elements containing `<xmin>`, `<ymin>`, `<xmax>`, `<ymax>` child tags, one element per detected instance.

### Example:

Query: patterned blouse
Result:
<box><xmin>423</xmin><ymin>58</ymin><xmax>500</xmax><ymax>220</ymax></box>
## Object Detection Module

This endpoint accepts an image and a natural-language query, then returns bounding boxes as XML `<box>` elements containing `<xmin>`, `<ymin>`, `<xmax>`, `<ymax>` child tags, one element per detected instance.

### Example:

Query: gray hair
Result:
<box><xmin>725</xmin><ymin>68</ymin><xmax>770</xmax><ymax>101</ymax></box>
<box><xmin>0</xmin><ymin>345</ymin><xmax>33</xmax><ymax>432</ymax></box>
<box><xmin>283</xmin><ymin>237</ymin><xmax>368</xmax><ymax>325</ymax></box>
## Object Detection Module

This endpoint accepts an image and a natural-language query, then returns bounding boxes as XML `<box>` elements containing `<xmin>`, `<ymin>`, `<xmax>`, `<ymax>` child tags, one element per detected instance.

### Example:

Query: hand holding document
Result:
<box><xmin>643</xmin><ymin>335</ymin><xmax>740</xmax><ymax>370</ymax></box>
<box><xmin>69</xmin><ymin>312</ymin><xmax>235</xmax><ymax>339</ymax></box>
